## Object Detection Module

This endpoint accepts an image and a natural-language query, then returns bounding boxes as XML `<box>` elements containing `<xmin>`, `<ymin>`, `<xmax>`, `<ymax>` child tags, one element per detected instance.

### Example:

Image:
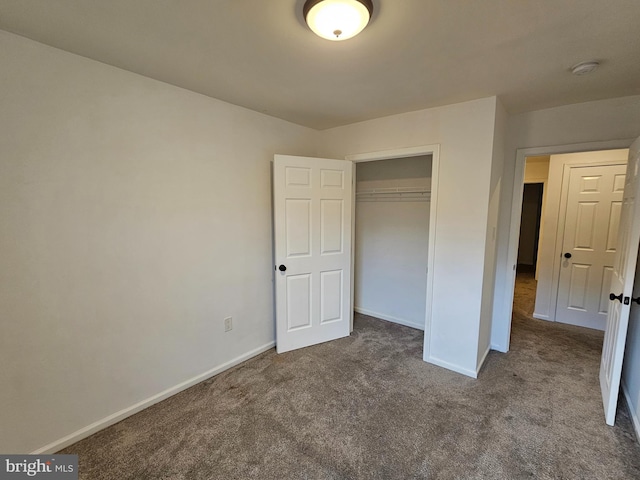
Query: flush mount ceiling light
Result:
<box><xmin>303</xmin><ymin>0</ymin><xmax>374</xmax><ymax>41</ymax></box>
<box><xmin>571</xmin><ymin>61</ymin><xmax>600</xmax><ymax>76</ymax></box>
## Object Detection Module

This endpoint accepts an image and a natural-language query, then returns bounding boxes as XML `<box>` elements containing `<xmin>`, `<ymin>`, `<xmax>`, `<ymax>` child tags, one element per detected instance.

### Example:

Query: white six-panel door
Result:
<box><xmin>600</xmin><ymin>136</ymin><xmax>640</xmax><ymax>425</ymax></box>
<box><xmin>555</xmin><ymin>164</ymin><xmax>627</xmax><ymax>330</ymax></box>
<box><xmin>273</xmin><ymin>155</ymin><xmax>352</xmax><ymax>353</ymax></box>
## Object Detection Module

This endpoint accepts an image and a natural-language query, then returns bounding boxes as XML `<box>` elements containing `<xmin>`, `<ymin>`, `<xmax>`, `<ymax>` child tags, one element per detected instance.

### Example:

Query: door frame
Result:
<box><xmin>500</xmin><ymin>139</ymin><xmax>635</xmax><ymax>351</ymax></box>
<box><xmin>345</xmin><ymin>144</ymin><xmax>440</xmax><ymax>360</ymax></box>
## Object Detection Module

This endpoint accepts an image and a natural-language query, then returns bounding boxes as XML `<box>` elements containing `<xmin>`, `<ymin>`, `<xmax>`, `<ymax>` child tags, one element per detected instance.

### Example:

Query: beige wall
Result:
<box><xmin>524</xmin><ymin>156</ymin><xmax>550</xmax><ymax>182</ymax></box>
<box><xmin>0</xmin><ymin>31</ymin><xmax>318</xmax><ymax>454</ymax></box>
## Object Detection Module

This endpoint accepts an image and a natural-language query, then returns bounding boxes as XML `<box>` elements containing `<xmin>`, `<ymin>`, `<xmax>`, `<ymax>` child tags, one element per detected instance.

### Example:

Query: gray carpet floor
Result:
<box><xmin>61</xmin><ymin>273</ymin><xmax>640</xmax><ymax>479</ymax></box>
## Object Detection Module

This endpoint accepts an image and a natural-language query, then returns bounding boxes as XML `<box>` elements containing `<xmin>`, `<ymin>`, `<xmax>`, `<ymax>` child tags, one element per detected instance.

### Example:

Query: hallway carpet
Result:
<box><xmin>61</xmin><ymin>276</ymin><xmax>640</xmax><ymax>479</ymax></box>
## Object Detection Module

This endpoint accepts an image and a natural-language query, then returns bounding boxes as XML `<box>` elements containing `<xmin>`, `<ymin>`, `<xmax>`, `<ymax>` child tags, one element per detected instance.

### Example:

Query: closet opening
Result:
<box><xmin>353</xmin><ymin>155</ymin><xmax>433</xmax><ymax>332</ymax></box>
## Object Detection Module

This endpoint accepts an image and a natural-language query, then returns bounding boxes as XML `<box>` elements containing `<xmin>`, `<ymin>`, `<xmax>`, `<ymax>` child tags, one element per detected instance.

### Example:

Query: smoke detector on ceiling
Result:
<box><xmin>571</xmin><ymin>61</ymin><xmax>600</xmax><ymax>76</ymax></box>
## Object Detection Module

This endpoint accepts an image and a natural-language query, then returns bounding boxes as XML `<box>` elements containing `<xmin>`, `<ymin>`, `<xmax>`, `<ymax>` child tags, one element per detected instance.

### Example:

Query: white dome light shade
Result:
<box><xmin>304</xmin><ymin>0</ymin><xmax>373</xmax><ymax>41</ymax></box>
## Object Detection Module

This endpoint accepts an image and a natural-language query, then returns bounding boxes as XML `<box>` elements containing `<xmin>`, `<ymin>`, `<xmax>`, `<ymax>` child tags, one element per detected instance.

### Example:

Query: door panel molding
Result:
<box><xmin>555</xmin><ymin>163</ymin><xmax>627</xmax><ymax>329</ymax></box>
<box><xmin>274</xmin><ymin>155</ymin><xmax>352</xmax><ymax>353</ymax></box>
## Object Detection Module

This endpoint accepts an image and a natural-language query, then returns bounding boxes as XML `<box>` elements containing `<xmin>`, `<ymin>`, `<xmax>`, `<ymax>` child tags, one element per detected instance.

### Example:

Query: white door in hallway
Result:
<box><xmin>273</xmin><ymin>155</ymin><xmax>352</xmax><ymax>353</ymax></box>
<box><xmin>600</xmin><ymin>137</ymin><xmax>640</xmax><ymax>426</ymax></box>
<box><xmin>555</xmin><ymin>163</ymin><xmax>627</xmax><ymax>330</ymax></box>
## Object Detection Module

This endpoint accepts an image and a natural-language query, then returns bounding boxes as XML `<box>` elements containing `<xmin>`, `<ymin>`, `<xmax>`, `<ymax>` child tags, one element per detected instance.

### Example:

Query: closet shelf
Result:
<box><xmin>356</xmin><ymin>187</ymin><xmax>431</xmax><ymax>202</ymax></box>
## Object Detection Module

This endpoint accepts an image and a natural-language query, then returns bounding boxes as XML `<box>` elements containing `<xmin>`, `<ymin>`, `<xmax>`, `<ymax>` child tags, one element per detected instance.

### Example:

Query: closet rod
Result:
<box><xmin>355</xmin><ymin>187</ymin><xmax>431</xmax><ymax>197</ymax></box>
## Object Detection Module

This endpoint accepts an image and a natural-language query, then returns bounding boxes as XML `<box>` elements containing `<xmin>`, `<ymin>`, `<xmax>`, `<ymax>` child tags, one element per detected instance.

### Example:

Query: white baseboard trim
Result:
<box><xmin>622</xmin><ymin>380</ymin><xmax>640</xmax><ymax>441</ymax></box>
<box><xmin>491</xmin><ymin>343</ymin><xmax>508</xmax><ymax>353</ymax></box>
<box><xmin>31</xmin><ymin>341</ymin><xmax>276</xmax><ymax>455</ymax></box>
<box><xmin>354</xmin><ymin>306</ymin><xmax>425</xmax><ymax>331</ymax></box>
<box><xmin>556</xmin><ymin>317</ymin><xmax>606</xmax><ymax>332</ymax></box>
<box><xmin>476</xmin><ymin>346</ymin><xmax>491</xmax><ymax>376</ymax></box>
<box><xmin>425</xmin><ymin>355</ymin><xmax>477</xmax><ymax>379</ymax></box>
<box><xmin>534</xmin><ymin>313</ymin><xmax>605</xmax><ymax>331</ymax></box>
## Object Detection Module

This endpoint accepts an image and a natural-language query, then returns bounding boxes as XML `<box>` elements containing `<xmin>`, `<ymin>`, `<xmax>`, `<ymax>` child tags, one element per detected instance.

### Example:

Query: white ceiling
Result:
<box><xmin>1</xmin><ymin>0</ymin><xmax>639</xmax><ymax>130</ymax></box>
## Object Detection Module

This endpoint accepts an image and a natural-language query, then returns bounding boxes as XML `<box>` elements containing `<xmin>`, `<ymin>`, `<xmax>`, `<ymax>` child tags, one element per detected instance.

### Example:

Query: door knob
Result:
<box><xmin>564</xmin><ymin>252</ymin><xmax>572</xmax><ymax>259</ymax></box>
<box><xmin>632</xmin><ymin>297</ymin><xmax>640</xmax><ymax>306</ymax></box>
<box><xmin>278</xmin><ymin>265</ymin><xmax>287</xmax><ymax>272</ymax></box>
<box><xmin>610</xmin><ymin>293</ymin><xmax>623</xmax><ymax>303</ymax></box>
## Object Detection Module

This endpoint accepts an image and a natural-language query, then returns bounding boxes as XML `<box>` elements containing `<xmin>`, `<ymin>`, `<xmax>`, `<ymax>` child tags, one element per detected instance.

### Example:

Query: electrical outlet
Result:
<box><xmin>224</xmin><ymin>316</ymin><xmax>233</xmax><ymax>332</ymax></box>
